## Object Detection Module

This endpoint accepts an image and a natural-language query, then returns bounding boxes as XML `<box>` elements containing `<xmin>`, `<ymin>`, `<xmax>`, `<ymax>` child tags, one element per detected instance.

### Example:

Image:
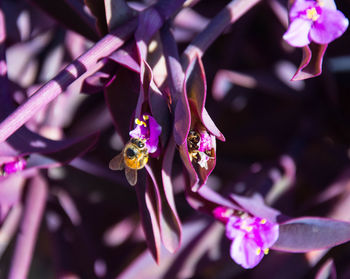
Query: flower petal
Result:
<box><xmin>259</xmin><ymin>221</ymin><xmax>280</xmax><ymax>248</ymax></box>
<box><xmin>320</xmin><ymin>0</ymin><xmax>337</xmax><ymax>10</ymax></box>
<box><xmin>289</xmin><ymin>0</ymin><xmax>315</xmax><ymax>19</ymax></box>
<box><xmin>146</xmin><ymin>115</ymin><xmax>162</xmax><ymax>154</ymax></box>
<box><xmin>310</xmin><ymin>9</ymin><xmax>349</xmax><ymax>44</ymax></box>
<box><xmin>230</xmin><ymin>235</ymin><xmax>264</xmax><ymax>269</ymax></box>
<box><xmin>283</xmin><ymin>18</ymin><xmax>313</xmax><ymax>47</ymax></box>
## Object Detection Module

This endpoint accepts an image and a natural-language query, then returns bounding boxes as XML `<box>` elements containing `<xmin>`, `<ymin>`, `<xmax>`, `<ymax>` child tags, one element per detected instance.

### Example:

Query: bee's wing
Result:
<box><xmin>125</xmin><ymin>168</ymin><xmax>137</xmax><ymax>186</ymax></box>
<box><xmin>109</xmin><ymin>153</ymin><xmax>124</xmax><ymax>170</ymax></box>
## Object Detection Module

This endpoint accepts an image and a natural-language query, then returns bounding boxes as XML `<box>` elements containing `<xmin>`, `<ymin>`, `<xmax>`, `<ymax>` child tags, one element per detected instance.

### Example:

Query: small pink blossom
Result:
<box><xmin>226</xmin><ymin>215</ymin><xmax>279</xmax><ymax>269</ymax></box>
<box><xmin>213</xmin><ymin>206</ymin><xmax>235</xmax><ymax>223</ymax></box>
<box><xmin>1</xmin><ymin>158</ymin><xmax>27</xmax><ymax>176</ymax></box>
<box><xmin>198</xmin><ymin>131</ymin><xmax>212</xmax><ymax>152</ymax></box>
<box><xmin>283</xmin><ymin>0</ymin><xmax>349</xmax><ymax>47</ymax></box>
<box><xmin>129</xmin><ymin>114</ymin><xmax>161</xmax><ymax>154</ymax></box>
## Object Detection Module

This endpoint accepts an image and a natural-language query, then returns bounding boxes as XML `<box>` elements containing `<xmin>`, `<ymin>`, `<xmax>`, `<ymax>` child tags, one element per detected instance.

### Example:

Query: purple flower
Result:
<box><xmin>187</xmin><ymin>129</ymin><xmax>214</xmax><ymax>170</ymax></box>
<box><xmin>283</xmin><ymin>0</ymin><xmax>349</xmax><ymax>47</ymax></box>
<box><xmin>129</xmin><ymin>114</ymin><xmax>162</xmax><ymax>155</ymax></box>
<box><xmin>213</xmin><ymin>206</ymin><xmax>235</xmax><ymax>223</ymax></box>
<box><xmin>1</xmin><ymin>158</ymin><xmax>27</xmax><ymax>176</ymax></box>
<box><xmin>225</xmin><ymin>215</ymin><xmax>279</xmax><ymax>269</ymax></box>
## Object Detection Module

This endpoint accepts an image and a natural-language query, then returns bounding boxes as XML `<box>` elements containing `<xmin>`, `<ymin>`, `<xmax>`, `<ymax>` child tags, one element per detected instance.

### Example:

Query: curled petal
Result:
<box><xmin>283</xmin><ymin>18</ymin><xmax>312</xmax><ymax>47</ymax></box>
<box><xmin>310</xmin><ymin>9</ymin><xmax>349</xmax><ymax>44</ymax></box>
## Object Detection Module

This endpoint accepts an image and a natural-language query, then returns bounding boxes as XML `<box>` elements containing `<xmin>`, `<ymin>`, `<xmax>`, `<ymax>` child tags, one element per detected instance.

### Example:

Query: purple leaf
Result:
<box><xmin>186</xmin><ymin>184</ymin><xmax>241</xmax><ymax>214</ymax></box>
<box><xmin>291</xmin><ymin>43</ymin><xmax>327</xmax><ymax>81</ymax></box>
<box><xmin>135</xmin><ymin>171</ymin><xmax>161</xmax><ymax>263</ymax></box>
<box><xmin>104</xmin><ymin>66</ymin><xmax>139</xmax><ymax>141</ymax></box>
<box><xmin>118</xmin><ymin>219</ymin><xmax>215</xmax><ymax>279</ymax></box>
<box><xmin>273</xmin><ymin>217</ymin><xmax>350</xmax><ymax>252</ymax></box>
<box><xmin>81</xmin><ymin>60</ymin><xmax>117</xmax><ymax>94</ymax></box>
<box><xmin>230</xmin><ymin>193</ymin><xmax>282</xmax><ymax>223</ymax></box>
<box><xmin>161</xmin><ymin>138</ymin><xmax>182</xmax><ymax>253</ymax></box>
<box><xmin>315</xmin><ymin>259</ymin><xmax>337</xmax><ymax>279</ymax></box>
<box><xmin>160</xmin><ymin>26</ymin><xmax>188</xmax><ymax>146</ymax></box>
<box><xmin>104</xmin><ymin>0</ymin><xmax>134</xmax><ymax>31</ymax></box>
<box><xmin>108</xmin><ymin>43</ymin><xmax>140</xmax><ymax>73</ymax></box>
<box><xmin>146</xmin><ymin>158</ymin><xmax>182</xmax><ymax>254</ymax></box>
<box><xmin>84</xmin><ymin>0</ymin><xmax>108</xmax><ymax>36</ymax></box>
<box><xmin>135</xmin><ymin>7</ymin><xmax>163</xmax><ymax>60</ymax></box>
<box><xmin>184</xmin><ymin>55</ymin><xmax>225</xmax><ymax>141</ymax></box>
<box><xmin>29</xmin><ymin>0</ymin><xmax>99</xmax><ymax>41</ymax></box>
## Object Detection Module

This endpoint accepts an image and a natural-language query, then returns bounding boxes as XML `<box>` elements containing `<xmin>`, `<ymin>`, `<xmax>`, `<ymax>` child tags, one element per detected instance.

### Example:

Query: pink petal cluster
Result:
<box><xmin>196</xmin><ymin>130</ymin><xmax>213</xmax><ymax>169</ymax></box>
<box><xmin>283</xmin><ymin>0</ymin><xmax>349</xmax><ymax>47</ymax></box>
<box><xmin>198</xmin><ymin>131</ymin><xmax>213</xmax><ymax>153</ymax></box>
<box><xmin>1</xmin><ymin>158</ymin><xmax>27</xmax><ymax>175</ymax></box>
<box><xmin>213</xmin><ymin>207</ymin><xmax>279</xmax><ymax>269</ymax></box>
<box><xmin>129</xmin><ymin>114</ymin><xmax>162</xmax><ymax>154</ymax></box>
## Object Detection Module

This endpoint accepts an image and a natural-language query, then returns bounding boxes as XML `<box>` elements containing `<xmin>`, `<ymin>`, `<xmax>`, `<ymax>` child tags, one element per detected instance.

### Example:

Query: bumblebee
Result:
<box><xmin>109</xmin><ymin>138</ymin><xmax>149</xmax><ymax>186</ymax></box>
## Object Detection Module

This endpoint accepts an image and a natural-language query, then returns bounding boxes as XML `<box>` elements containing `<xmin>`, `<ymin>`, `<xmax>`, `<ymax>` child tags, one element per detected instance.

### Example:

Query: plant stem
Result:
<box><xmin>0</xmin><ymin>19</ymin><xmax>137</xmax><ymax>142</ymax></box>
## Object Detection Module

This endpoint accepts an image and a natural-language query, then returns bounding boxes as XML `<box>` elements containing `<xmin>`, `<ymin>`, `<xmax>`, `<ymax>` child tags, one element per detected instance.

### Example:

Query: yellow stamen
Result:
<box><xmin>260</xmin><ymin>219</ymin><xmax>267</xmax><ymax>224</ymax></box>
<box><xmin>264</xmin><ymin>248</ymin><xmax>269</xmax><ymax>255</ymax></box>
<box><xmin>306</xmin><ymin>7</ymin><xmax>320</xmax><ymax>21</ymax></box>
<box><xmin>143</xmin><ymin>115</ymin><xmax>149</xmax><ymax>120</ymax></box>
<box><xmin>256</xmin><ymin>248</ymin><xmax>261</xmax><ymax>256</ymax></box>
<box><xmin>223</xmin><ymin>209</ymin><xmax>234</xmax><ymax>217</ymax></box>
<box><xmin>241</xmin><ymin>221</ymin><xmax>253</xmax><ymax>232</ymax></box>
<box><xmin>135</xmin><ymin>118</ymin><xmax>147</xmax><ymax>127</ymax></box>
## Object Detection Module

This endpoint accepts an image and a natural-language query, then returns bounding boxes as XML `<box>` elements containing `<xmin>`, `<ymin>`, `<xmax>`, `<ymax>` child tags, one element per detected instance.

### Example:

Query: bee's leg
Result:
<box><xmin>125</xmin><ymin>168</ymin><xmax>137</xmax><ymax>186</ymax></box>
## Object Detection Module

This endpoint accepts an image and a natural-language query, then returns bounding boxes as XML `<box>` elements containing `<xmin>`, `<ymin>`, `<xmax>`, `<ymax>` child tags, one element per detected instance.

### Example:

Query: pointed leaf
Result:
<box><xmin>85</xmin><ymin>0</ymin><xmax>108</xmax><ymax>36</ymax></box>
<box><xmin>161</xmin><ymin>138</ymin><xmax>182</xmax><ymax>252</ymax></box>
<box><xmin>108</xmin><ymin>43</ymin><xmax>140</xmax><ymax>73</ymax></box>
<box><xmin>135</xmin><ymin>173</ymin><xmax>161</xmax><ymax>263</ymax></box>
<box><xmin>316</xmin><ymin>259</ymin><xmax>337</xmax><ymax>279</ymax></box>
<box><xmin>273</xmin><ymin>217</ymin><xmax>350</xmax><ymax>252</ymax></box>
<box><xmin>184</xmin><ymin>55</ymin><xmax>224</xmax><ymax>140</ymax></box>
<box><xmin>230</xmin><ymin>193</ymin><xmax>282</xmax><ymax>223</ymax></box>
<box><xmin>104</xmin><ymin>0</ymin><xmax>134</xmax><ymax>30</ymax></box>
<box><xmin>104</xmin><ymin>66</ymin><xmax>139</xmax><ymax>142</ymax></box>
<box><xmin>160</xmin><ymin>26</ymin><xmax>189</xmax><ymax>145</ymax></box>
<box><xmin>292</xmin><ymin>43</ymin><xmax>328</xmax><ymax>81</ymax></box>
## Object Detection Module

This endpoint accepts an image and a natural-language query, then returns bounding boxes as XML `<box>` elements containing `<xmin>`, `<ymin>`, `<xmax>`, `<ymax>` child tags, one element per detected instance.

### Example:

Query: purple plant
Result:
<box><xmin>0</xmin><ymin>0</ymin><xmax>350</xmax><ymax>278</ymax></box>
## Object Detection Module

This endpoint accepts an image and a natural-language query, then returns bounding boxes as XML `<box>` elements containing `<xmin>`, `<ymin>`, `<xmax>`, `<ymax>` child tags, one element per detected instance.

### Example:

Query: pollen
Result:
<box><xmin>306</xmin><ymin>7</ymin><xmax>320</xmax><ymax>21</ymax></box>
<box><xmin>135</xmin><ymin>118</ymin><xmax>147</xmax><ymax>127</ymax></box>
<box><xmin>260</xmin><ymin>219</ymin><xmax>267</xmax><ymax>224</ymax></box>
<box><xmin>264</xmin><ymin>248</ymin><xmax>269</xmax><ymax>255</ymax></box>
<box><xmin>256</xmin><ymin>248</ymin><xmax>261</xmax><ymax>256</ymax></box>
<box><xmin>143</xmin><ymin>115</ymin><xmax>149</xmax><ymax>121</ymax></box>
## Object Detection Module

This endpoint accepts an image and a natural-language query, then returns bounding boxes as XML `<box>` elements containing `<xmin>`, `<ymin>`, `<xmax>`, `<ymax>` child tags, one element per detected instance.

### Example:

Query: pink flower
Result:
<box><xmin>1</xmin><ymin>158</ymin><xmax>27</xmax><ymax>176</ymax></box>
<box><xmin>225</xmin><ymin>215</ymin><xmax>279</xmax><ymax>269</ymax></box>
<box><xmin>187</xmin><ymin>129</ymin><xmax>214</xmax><ymax>170</ymax></box>
<box><xmin>129</xmin><ymin>114</ymin><xmax>162</xmax><ymax>154</ymax></box>
<box><xmin>283</xmin><ymin>0</ymin><xmax>349</xmax><ymax>47</ymax></box>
